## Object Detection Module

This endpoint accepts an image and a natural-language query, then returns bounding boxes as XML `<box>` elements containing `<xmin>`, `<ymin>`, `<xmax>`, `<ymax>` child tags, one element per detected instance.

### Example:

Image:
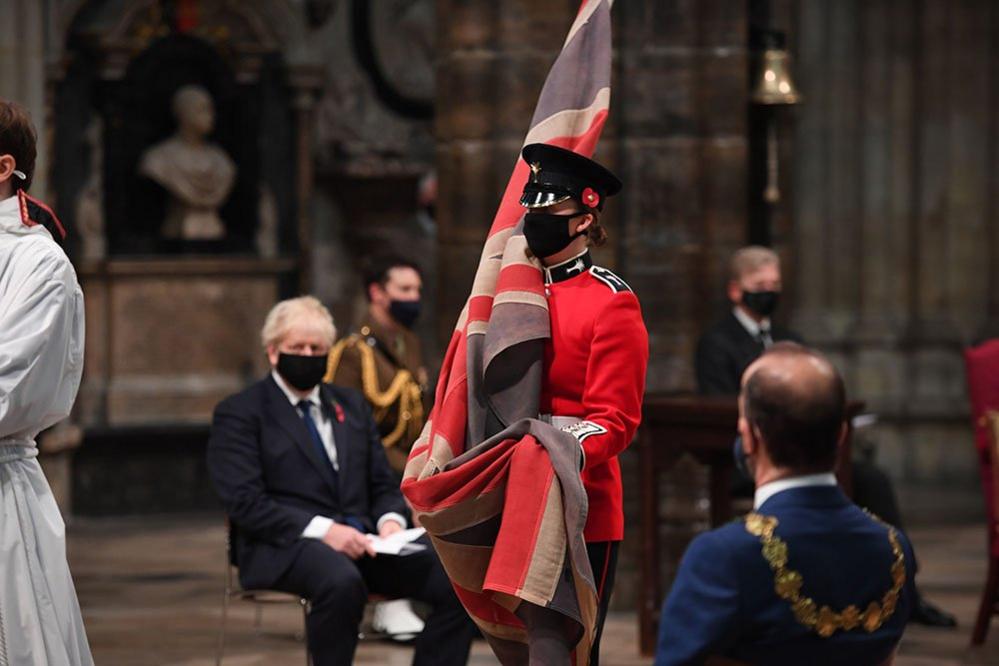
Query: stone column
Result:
<box><xmin>289</xmin><ymin>66</ymin><xmax>325</xmax><ymax>293</ymax></box>
<box><xmin>984</xmin><ymin>4</ymin><xmax>999</xmax><ymax>341</ymax></box>
<box><xmin>791</xmin><ymin>0</ymin><xmax>863</xmax><ymax>380</ymax></box>
<box><xmin>0</xmin><ymin>0</ymin><xmax>51</xmax><ymax>199</ymax></box>
<box><xmin>615</xmin><ymin>1</ymin><xmax>748</xmax><ymax>393</ymax></box>
<box><xmin>849</xmin><ymin>1</ymin><xmax>912</xmax><ymax>420</ymax></box>
<box><xmin>790</xmin><ymin>0</ymin><xmax>838</xmax><ymax>349</ymax></box>
<box><xmin>613</xmin><ymin>0</ymin><xmax>748</xmax><ymax>617</ymax></box>
<box><xmin>845</xmin><ymin>1</ymin><xmax>918</xmax><ymax>475</ymax></box>
<box><xmin>902</xmin><ymin>2</ymin><xmax>966</xmax><ymax>425</ymax></box>
<box><xmin>435</xmin><ymin>0</ymin><xmax>571</xmax><ymax>347</ymax></box>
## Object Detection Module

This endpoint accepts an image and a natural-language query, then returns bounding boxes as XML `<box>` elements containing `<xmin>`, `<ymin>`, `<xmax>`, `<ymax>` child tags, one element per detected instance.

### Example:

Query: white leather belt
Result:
<box><xmin>540</xmin><ymin>415</ymin><xmax>583</xmax><ymax>429</ymax></box>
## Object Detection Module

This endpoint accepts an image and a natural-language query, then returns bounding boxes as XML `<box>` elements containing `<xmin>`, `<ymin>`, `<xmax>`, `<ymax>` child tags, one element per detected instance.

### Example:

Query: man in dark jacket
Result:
<box><xmin>696</xmin><ymin>246</ymin><xmax>801</xmax><ymax>395</ymax></box>
<box><xmin>659</xmin><ymin>344</ymin><xmax>916</xmax><ymax>665</ymax></box>
<box><xmin>207</xmin><ymin>296</ymin><xmax>476</xmax><ymax>666</ymax></box>
<box><xmin>695</xmin><ymin>246</ymin><xmax>955</xmax><ymax>628</ymax></box>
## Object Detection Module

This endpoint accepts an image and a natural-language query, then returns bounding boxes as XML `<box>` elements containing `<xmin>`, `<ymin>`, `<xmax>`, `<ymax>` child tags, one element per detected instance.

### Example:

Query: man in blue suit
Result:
<box><xmin>207</xmin><ymin>296</ymin><xmax>476</xmax><ymax>666</ymax></box>
<box><xmin>656</xmin><ymin>343</ymin><xmax>916</xmax><ymax>666</ymax></box>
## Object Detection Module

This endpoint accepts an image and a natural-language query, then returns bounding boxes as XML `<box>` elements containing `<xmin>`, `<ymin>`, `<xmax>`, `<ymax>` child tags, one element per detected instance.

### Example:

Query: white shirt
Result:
<box><xmin>271</xmin><ymin>370</ymin><xmax>337</xmax><ymax>469</ymax></box>
<box><xmin>753</xmin><ymin>472</ymin><xmax>838</xmax><ymax>510</ymax></box>
<box><xmin>733</xmin><ymin>306</ymin><xmax>772</xmax><ymax>347</ymax></box>
<box><xmin>270</xmin><ymin>371</ymin><xmax>405</xmax><ymax>538</ymax></box>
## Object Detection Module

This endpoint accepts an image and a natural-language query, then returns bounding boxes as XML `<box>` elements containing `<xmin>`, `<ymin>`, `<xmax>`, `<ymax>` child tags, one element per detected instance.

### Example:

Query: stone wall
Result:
<box><xmin>786</xmin><ymin>0</ymin><xmax>988</xmax><ymax>511</ymax></box>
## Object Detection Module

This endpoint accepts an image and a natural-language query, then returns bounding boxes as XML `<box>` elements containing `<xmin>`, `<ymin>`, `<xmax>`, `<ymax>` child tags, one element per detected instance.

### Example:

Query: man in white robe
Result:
<box><xmin>0</xmin><ymin>98</ymin><xmax>92</xmax><ymax>665</ymax></box>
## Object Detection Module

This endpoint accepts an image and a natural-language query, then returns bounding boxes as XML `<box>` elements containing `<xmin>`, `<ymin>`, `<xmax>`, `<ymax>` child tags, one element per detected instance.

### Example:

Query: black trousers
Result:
<box><xmin>851</xmin><ymin>459</ymin><xmax>904</xmax><ymax>530</ymax></box>
<box><xmin>587</xmin><ymin>541</ymin><xmax>619</xmax><ymax>666</ymax></box>
<box><xmin>272</xmin><ymin>538</ymin><xmax>477</xmax><ymax>666</ymax></box>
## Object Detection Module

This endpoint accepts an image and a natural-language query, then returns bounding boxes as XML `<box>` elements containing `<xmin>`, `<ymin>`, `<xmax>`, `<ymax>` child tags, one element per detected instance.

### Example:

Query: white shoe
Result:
<box><xmin>372</xmin><ymin>599</ymin><xmax>425</xmax><ymax>642</ymax></box>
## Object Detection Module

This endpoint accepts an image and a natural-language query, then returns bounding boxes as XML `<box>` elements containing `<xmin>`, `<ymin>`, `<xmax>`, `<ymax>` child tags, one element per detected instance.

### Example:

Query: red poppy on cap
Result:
<box><xmin>582</xmin><ymin>187</ymin><xmax>600</xmax><ymax>208</ymax></box>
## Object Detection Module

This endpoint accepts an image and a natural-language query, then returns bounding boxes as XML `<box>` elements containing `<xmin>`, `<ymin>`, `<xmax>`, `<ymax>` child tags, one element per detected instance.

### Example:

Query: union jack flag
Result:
<box><xmin>402</xmin><ymin>2</ymin><xmax>615</xmax><ymax>662</ymax></box>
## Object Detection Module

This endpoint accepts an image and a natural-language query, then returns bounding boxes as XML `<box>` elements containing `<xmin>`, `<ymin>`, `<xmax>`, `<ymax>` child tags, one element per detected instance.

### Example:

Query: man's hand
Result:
<box><xmin>323</xmin><ymin>523</ymin><xmax>376</xmax><ymax>559</ymax></box>
<box><xmin>379</xmin><ymin>520</ymin><xmax>404</xmax><ymax>538</ymax></box>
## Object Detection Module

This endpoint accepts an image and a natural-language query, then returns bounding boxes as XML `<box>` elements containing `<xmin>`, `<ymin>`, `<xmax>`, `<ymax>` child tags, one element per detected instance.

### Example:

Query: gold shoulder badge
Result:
<box><xmin>529</xmin><ymin>162</ymin><xmax>542</xmax><ymax>180</ymax></box>
<box><xmin>744</xmin><ymin>511</ymin><xmax>906</xmax><ymax>638</ymax></box>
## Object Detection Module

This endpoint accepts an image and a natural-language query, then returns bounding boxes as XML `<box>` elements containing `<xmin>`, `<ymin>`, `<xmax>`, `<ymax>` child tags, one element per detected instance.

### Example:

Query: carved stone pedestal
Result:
<box><xmin>70</xmin><ymin>256</ymin><xmax>295</xmax><ymax>514</ymax></box>
<box><xmin>77</xmin><ymin>256</ymin><xmax>295</xmax><ymax>428</ymax></box>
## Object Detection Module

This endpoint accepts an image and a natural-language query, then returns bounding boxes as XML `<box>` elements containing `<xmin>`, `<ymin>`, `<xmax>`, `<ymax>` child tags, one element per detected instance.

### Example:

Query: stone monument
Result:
<box><xmin>139</xmin><ymin>85</ymin><xmax>236</xmax><ymax>241</ymax></box>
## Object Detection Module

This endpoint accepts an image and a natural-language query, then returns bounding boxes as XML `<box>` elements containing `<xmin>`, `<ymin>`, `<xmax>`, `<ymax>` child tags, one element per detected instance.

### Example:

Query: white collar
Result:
<box><xmin>0</xmin><ymin>194</ymin><xmax>20</xmax><ymax>232</ymax></box>
<box><xmin>0</xmin><ymin>193</ymin><xmax>53</xmax><ymax>241</ymax></box>
<box><xmin>753</xmin><ymin>472</ymin><xmax>837</xmax><ymax>510</ymax></box>
<box><xmin>0</xmin><ymin>194</ymin><xmax>17</xmax><ymax>214</ymax></box>
<box><xmin>543</xmin><ymin>249</ymin><xmax>590</xmax><ymax>284</ymax></box>
<box><xmin>732</xmin><ymin>306</ymin><xmax>770</xmax><ymax>337</ymax></box>
<box><xmin>271</xmin><ymin>370</ymin><xmax>321</xmax><ymax>408</ymax></box>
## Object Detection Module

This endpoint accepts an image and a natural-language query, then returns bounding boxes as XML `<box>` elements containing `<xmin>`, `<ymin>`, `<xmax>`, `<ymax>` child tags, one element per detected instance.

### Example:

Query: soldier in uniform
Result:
<box><xmin>324</xmin><ymin>255</ymin><xmax>429</xmax><ymax>640</ymax></box>
<box><xmin>518</xmin><ymin>143</ymin><xmax>649</xmax><ymax>665</ymax></box>
<box><xmin>325</xmin><ymin>255</ymin><xmax>427</xmax><ymax>475</ymax></box>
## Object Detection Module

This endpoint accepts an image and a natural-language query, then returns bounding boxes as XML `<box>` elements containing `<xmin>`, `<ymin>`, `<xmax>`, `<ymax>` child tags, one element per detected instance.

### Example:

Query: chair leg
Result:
<box><xmin>215</xmin><ymin>592</ymin><xmax>231</xmax><ymax>666</ymax></box>
<box><xmin>301</xmin><ymin>599</ymin><xmax>311</xmax><ymax>666</ymax></box>
<box><xmin>973</xmin><ymin>556</ymin><xmax>999</xmax><ymax>645</ymax></box>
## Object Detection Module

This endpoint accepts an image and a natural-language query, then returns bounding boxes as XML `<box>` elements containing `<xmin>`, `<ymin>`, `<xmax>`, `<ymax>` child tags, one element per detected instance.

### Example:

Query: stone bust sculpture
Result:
<box><xmin>139</xmin><ymin>85</ymin><xmax>236</xmax><ymax>241</ymax></box>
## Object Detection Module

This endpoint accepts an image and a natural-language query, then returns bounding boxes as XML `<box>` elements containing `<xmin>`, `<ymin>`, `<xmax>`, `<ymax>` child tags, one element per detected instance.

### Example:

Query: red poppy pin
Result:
<box><xmin>331</xmin><ymin>400</ymin><xmax>345</xmax><ymax>423</ymax></box>
<box><xmin>582</xmin><ymin>187</ymin><xmax>600</xmax><ymax>208</ymax></box>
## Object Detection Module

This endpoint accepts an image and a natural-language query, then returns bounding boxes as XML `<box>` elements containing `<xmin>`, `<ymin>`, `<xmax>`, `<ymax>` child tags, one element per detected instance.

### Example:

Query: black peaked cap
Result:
<box><xmin>520</xmin><ymin>143</ymin><xmax>622</xmax><ymax>211</ymax></box>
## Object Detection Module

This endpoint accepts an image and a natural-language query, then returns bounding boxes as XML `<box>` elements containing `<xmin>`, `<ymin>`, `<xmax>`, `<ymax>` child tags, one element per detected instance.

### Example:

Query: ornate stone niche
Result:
<box><xmin>50</xmin><ymin>1</ymin><xmax>326</xmax><ymax>430</ymax></box>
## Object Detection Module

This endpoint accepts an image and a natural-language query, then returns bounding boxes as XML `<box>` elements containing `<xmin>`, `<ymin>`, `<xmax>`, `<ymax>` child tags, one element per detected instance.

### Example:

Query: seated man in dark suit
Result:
<box><xmin>695</xmin><ymin>246</ymin><xmax>954</xmax><ymax>628</ymax></box>
<box><xmin>657</xmin><ymin>343</ymin><xmax>916</xmax><ymax>666</ymax></box>
<box><xmin>695</xmin><ymin>246</ymin><xmax>801</xmax><ymax>395</ymax></box>
<box><xmin>207</xmin><ymin>296</ymin><xmax>476</xmax><ymax>666</ymax></box>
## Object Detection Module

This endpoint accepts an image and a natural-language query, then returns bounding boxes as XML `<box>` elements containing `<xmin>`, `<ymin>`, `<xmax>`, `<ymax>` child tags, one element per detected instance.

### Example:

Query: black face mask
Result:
<box><xmin>741</xmin><ymin>290</ymin><xmax>780</xmax><ymax>317</ymax></box>
<box><xmin>389</xmin><ymin>299</ymin><xmax>421</xmax><ymax>329</ymax></box>
<box><xmin>733</xmin><ymin>435</ymin><xmax>753</xmax><ymax>482</ymax></box>
<box><xmin>277</xmin><ymin>353</ymin><xmax>328</xmax><ymax>391</ymax></box>
<box><xmin>523</xmin><ymin>211</ymin><xmax>587</xmax><ymax>259</ymax></box>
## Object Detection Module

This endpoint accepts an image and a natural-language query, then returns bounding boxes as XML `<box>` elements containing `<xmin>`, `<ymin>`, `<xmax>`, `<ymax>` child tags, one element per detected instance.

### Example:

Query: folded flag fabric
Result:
<box><xmin>401</xmin><ymin>1</ymin><xmax>615</xmax><ymax>663</ymax></box>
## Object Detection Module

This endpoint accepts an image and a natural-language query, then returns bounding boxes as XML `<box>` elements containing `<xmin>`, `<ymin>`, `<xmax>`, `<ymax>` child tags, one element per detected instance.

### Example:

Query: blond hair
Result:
<box><xmin>729</xmin><ymin>246</ymin><xmax>779</xmax><ymax>282</ymax></box>
<box><xmin>260</xmin><ymin>296</ymin><xmax>337</xmax><ymax>349</ymax></box>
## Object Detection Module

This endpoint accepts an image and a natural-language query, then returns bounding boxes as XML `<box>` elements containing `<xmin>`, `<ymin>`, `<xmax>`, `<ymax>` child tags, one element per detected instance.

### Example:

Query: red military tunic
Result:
<box><xmin>540</xmin><ymin>251</ymin><xmax>649</xmax><ymax>542</ymax></box>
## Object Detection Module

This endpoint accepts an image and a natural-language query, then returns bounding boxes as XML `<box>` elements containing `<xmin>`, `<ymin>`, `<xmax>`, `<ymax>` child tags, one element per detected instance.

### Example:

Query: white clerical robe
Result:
<box><xmin>0</xmin><ymin>194</ymin><xmax>92</xmax><ymax>665</ymax></box>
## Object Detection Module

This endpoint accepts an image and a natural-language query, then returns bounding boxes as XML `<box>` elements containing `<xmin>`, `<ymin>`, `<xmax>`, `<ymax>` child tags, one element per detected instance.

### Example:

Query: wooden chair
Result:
<box><xmin>972</xmin><ymin>410</ymin><xmax>999</xmax><ymax>645</ymax></box>
<box><xmin>216</xmin><ymin>519</ymin><xmax>310</xmax><ymax>666</ymax></box>
<box><xmin>965</xmin><ymin>339</ymin><xmax>999</xmax><ymax>645</ymax></box>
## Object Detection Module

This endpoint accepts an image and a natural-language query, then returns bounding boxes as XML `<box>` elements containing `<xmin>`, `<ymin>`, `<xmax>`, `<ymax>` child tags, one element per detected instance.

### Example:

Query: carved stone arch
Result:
<box><xmin>59</xmin><ymin>0</ymin><xmax>290</xmax><ymax>84</ymax></box>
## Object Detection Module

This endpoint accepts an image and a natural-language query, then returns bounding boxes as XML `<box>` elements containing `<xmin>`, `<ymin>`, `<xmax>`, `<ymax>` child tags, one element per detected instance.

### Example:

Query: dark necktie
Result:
<box><xmin>297</xmin><ymin>400</ymin><xmax>338</xmax><ymax>484</ymax></box>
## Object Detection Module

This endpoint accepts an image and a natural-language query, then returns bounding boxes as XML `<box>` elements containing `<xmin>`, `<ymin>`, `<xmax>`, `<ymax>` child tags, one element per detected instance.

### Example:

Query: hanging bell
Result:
<box><xmin>752</xmin><ymin>46</ymin><xmax>801</xmax><ymax>105</ymax></box>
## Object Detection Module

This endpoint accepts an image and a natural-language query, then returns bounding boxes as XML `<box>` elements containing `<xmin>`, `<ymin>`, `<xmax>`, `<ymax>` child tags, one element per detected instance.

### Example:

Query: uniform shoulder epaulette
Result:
<box><xmin>589</xmin><ymin>265</ymin><xmax>632</xmax><ymax>293</ymax></box>
<box><xmin>324</xmin><ymin>333</ymin><xmax>364</xmax><ymax>383</ymax></box>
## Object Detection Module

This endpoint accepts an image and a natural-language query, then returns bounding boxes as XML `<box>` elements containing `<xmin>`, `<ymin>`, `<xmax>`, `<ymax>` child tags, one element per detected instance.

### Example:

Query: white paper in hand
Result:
<box><xmin>367</xmin><ymin>527</ymin><xmax>427</xmax><ymax>556</ymax></box>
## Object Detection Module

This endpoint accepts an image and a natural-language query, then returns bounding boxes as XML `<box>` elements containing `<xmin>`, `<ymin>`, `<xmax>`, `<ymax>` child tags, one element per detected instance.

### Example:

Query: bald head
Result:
<box><xmin>741</xmin><ymin>342</ymin><xmax>846</xmax><ymax>472</ymax></box>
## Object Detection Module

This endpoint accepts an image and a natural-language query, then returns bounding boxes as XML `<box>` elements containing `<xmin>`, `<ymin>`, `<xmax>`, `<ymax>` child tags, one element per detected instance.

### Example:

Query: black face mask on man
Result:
<box><xmin>733</xmin><ymin>435</ymin><xmax>753</xmax><ymax>482</ymax></box>
<box><xmin>389</xmin><ymin>299</ymin><xmax>421</xmax><ymax>329</ymax></box>
<box><xmin>523</xmin><ymin>211</ymin><xmax>587</xmax><ymax>259</ymax></box>
<box><xmin>277</xmin><ymin>353</ymin><xmax>328</xmax><ymax>391</ymax></box>
<box><xmin>741</xmin><ymin>290</ymin><xmax>780</xmax><ymax>318</ymax></box>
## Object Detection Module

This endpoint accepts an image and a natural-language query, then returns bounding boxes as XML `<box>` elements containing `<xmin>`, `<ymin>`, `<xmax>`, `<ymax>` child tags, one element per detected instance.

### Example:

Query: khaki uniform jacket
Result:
<box><xmin>325</xmin><ymin>318</ymin><xmax>427</xmax><ymax>475</ymax></box>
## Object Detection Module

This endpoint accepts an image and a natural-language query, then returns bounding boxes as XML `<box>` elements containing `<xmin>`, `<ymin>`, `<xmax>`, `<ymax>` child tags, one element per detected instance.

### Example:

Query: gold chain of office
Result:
<box><xmin>325</xmin><ymin>335</ymin><xmax>423</xmax><ymax>448</ymax></box>
<box><xmin>743</xmin><ymin>511</ymin><xmax>906</xmax><ymax>638</ymax></box>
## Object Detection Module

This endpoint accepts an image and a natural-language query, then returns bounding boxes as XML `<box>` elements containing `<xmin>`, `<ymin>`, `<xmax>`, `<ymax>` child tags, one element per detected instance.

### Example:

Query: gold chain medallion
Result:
<box><xmin>744</xmin><ymin>511</ymin><xmax>906</xmax><ymax>637</ymax></box>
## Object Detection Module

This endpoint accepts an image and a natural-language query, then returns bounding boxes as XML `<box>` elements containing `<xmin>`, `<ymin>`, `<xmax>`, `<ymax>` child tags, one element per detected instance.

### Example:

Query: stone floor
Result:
<box><xmin>69</xmin><ymin>513</ymin><xmax>999</xmax><ymax>665</ymax></box>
